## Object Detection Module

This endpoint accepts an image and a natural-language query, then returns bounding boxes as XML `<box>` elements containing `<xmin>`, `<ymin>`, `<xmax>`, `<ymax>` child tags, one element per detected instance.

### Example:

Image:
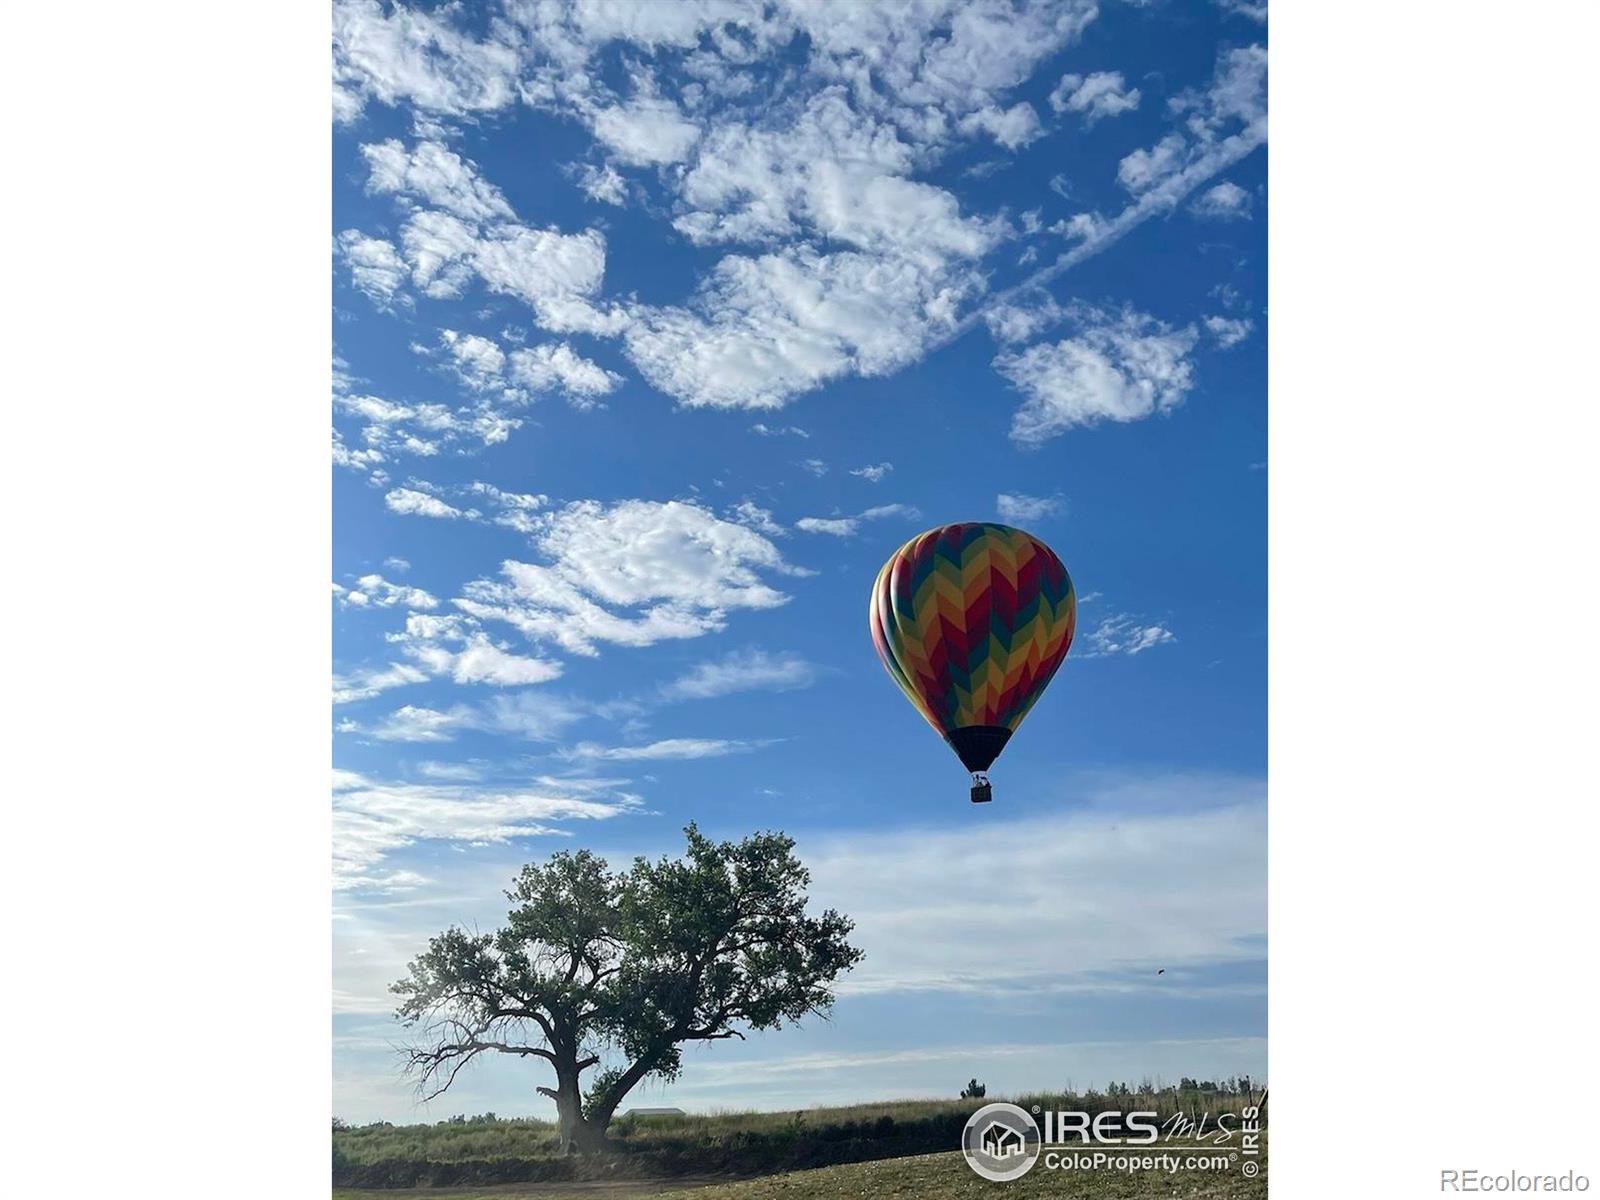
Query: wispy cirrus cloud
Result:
<box><xmin>564</xmin><ymin>737</ymin><xmax>770</xmax><ymax>761</ymax></box>
<box><xmin>795</xmin><ymin>503</ymin><xmax>920</xmax><ymax>538</ymax></box>
<box><xmin>332</xmin><ymin>767</ymin><xmax>642</xmax><ymax>892</ymax></box>
<box><xmin>1080</xmin><ymin>614</ymin><xmax>1178</xmax><ymax>657</ymax></box>
<box><xmin>658</xmin><ymin>648</ymin><xmax>818</xmax><ymax>701</ymax></box>
<box><xmin>331</xmin><ymin>662</ymin><xmax>429</xmax><ymax>706</ymax></box>
<box><xmin>1204</xmin><ymin>315</ymin><xmax>1254</xmax><ymax>348</ymax></box>
<box><xmin>848</xmin><ymin>462</ymin><xmax>893</xmax><ymax>483</ymax></box>
<box><xmin>352</xmin><ymin>689</ymin><xmax>587</xmax><ymax>743</ymax></box>
<box><xmin>386</xmin><ymin>612</ymin><xmax>564</xmax><ymax>687</ymax></box>
<box><xmin>996</xmin><ymin>492</ymin><xmax>1064</xmax><ymax>523</ymax></box>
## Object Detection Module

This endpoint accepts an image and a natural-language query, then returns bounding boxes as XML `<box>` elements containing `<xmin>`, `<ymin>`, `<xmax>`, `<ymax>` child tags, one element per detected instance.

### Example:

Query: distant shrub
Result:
<box><xmin>960</xmin><ymin>1078</ymin><xmax>986</xmax><ymax>1099</ymax></box>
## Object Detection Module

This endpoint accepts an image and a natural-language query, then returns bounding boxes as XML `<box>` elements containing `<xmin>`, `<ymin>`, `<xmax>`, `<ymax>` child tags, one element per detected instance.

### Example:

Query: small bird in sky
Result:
<box><xmin>1157</xmin><ymin>969</ymin><xmax>1165</xmax><ymax>975</ymax></box>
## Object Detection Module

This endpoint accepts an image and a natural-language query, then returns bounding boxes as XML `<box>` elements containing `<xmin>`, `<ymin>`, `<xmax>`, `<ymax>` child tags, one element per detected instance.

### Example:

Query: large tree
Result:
<box><xmin>393</xmin><ymin>824</ymin><xmax>862</xmax><ymax>1153</ymax></box>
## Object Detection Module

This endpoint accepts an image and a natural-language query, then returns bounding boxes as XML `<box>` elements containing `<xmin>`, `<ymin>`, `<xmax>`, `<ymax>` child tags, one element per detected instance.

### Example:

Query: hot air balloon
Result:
<box><xmin>869</xmin><ymin>523</ymin><xmax>1075</xmax><ymax>803</ymax></box>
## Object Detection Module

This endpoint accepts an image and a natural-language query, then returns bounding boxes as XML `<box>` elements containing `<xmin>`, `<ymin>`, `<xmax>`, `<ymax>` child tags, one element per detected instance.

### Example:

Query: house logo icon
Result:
<box><xmin>981</xmin><ymin>1121</ymin><xmax>1025</xmax><ymax>1157</ymax></box>
<box><xmin>961</xmin><ymin>1102</ymin><xmax>1041</xmax><ymax>1181</ymax></box>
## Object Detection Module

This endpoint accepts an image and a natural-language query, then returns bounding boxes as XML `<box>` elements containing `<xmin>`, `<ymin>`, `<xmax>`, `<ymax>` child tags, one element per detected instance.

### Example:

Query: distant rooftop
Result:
<box><xmin>621</xmin><ymin>1107</ymin><xmax>685</xmax><ymax>1117</ymax></box>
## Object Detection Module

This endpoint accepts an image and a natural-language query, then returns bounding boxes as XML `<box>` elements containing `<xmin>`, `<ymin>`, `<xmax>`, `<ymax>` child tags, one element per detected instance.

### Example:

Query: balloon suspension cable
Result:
<box><xmin>969</xmin><ymin>772</ymin><xmax>993</xmax><ymax>804</ymax></box>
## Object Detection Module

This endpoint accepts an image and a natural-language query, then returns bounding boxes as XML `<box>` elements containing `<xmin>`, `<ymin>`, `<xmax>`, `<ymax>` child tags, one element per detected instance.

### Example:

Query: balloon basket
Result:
<box><xmin>970</xmin><ymin>774</ymin><xmax>992</xmax><ymax>804</ymax></box>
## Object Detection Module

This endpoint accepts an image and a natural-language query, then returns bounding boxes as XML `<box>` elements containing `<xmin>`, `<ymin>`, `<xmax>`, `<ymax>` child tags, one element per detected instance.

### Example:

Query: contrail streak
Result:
<box><xmin>944</xmin><ymin>120</ymin><xmax>1268</xmax><ymax>348</ymax></box>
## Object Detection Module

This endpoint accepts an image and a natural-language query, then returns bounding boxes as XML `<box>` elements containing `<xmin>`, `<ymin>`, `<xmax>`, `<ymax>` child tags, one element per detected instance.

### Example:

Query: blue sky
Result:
<box><xmin>331</xmin><ymin>0</ymin><xmax>1266</xmax><ymax>1123</ymax></box>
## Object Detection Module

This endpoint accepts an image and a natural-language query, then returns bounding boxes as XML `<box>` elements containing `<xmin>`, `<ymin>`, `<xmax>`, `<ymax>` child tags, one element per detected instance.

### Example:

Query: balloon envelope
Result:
<box><xmin>869</xmin><ymin>522</ymin><xmax>1075</xmax><ymax>773</ymax></box>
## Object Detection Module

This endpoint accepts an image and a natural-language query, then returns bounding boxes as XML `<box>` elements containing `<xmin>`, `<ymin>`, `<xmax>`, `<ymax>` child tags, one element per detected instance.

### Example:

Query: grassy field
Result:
<box><xmin>335</xmin><ymin>1086</ymin><xmax>1263</xmax><ymax>1192</ymax></box>
<box><xmin>333</xmin><ymin>1143</ymin><xmax>1268</xmax><ymax>1198</ymax></box>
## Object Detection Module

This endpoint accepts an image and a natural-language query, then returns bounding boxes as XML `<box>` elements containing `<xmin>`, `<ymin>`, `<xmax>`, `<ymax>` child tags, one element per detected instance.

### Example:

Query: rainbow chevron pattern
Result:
<box><xmin>869</xmin><ymin>523</ymin><xmax>1075</xmax><ymax>768</ymax></box>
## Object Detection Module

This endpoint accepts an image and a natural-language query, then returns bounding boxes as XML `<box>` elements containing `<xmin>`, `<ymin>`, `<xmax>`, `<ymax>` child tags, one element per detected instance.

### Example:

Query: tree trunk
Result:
<box><xmin>542</xmin><ymin>1068</ymin><xmax>611</xmax><ymax>1155</ymax></box>
<box><xmin>567</xmin><ymin>1114</ymin><xmax>611</xmax><ymax>1154</ymax></box>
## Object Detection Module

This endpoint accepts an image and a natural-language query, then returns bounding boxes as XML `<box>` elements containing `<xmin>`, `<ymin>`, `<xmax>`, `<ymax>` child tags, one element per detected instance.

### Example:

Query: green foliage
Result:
<box><xmin>959</xmin><ymin>1078</ymin><xmax>986</xmax><ymax>1099</ymax></box>
<box><xmin>583</xmin><ymin>1067</ymin><xmax>628</xmax><ymax>1121</ymax></box>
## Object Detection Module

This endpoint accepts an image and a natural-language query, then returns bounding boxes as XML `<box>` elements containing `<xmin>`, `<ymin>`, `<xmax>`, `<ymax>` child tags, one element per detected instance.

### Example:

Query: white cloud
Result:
<box><xmin>984</xmin><ymin>289</ymin><xmax>1066</xmax><ymax>344</ymax></box>
<box><xmin>860</xmin><ymin>503</ymin><xmax>919</xmax><ymax>521</ymax></box>
<box><xmin>674</xmin><ymin>90</ymin><xmax>997</xmax><ymax>260</ymax></box>
<box><xmin>1050</xmin><ymin>211</ymin><xmax>1107</xmax><ymax>243</ymax></box>
<box><xmin>335</xmin><ymin>389</ymin><xmax>520</xmax><ymax>459</ymax></box>
<box><xmin>419</xmin><ymin>331</ymin><xmax>624</xmax><ymax>412</ymax></box>
<box><xmin>399</xmin><ymin>210</ymin><xmax>611</xmax><ymax>330</ymax></box>
<box><xmin>659</xmin><ymin>647</ymin><xmax>817</xmax><ymax>701</ymax></box>
<box><xmin>958</xmin><ymin>101</ymin><xmax>1043</xmax><ymax>149</ymax></box>
<box><xmin>416</xmin><ymin>760</ymin><xmax>482</xmax><ymax>781</ymax></box>
<box><xmin>750</xmin><ymin>423</ymin><xmax>809</xmax><ymax>438</ymax></box>
<box><xmin>337</xmin><ymin>230</ymin><xmax>410</xmax><ymax>309</ymax></box>
<box><xmin>1118</xmin><ymin>133</ymin><xmax>1189</xmax><ymax>193</ymax></box>
<box><xmin>1049</xmin><ymin>71</ymin><xmax>1141</xmax><ymax>123</ymax></box>
<box><xmin>456</xmin><ymin>499</ymin><xmax>800</xmax><ymax>656</ymax></box>
<box><xmin>618</xmin><ymin>85</ymin><xmax>1003</xmax><ymax>410</ymax></box>
<box><xmin>796</xmin><ymin>502</ymin><xmax>919</xmax><ymax>537</ymax></box>
<box><xmin>573</xmin><ymin>162</ymin><xmax>627</xmax><ymax>205</ymax></box>
<box><xmin>588</xmin><ymin>96</ymin><xmax>700</xmax><ymax>165</ymax></box>
<box><xmin>508</xmin><ymin>342</ymin><xmax>624</xmax><ymax>406</ymax></box>
<box><xmin>466</xmin><ymin>481</ymin><xmax>550</xmax><ymax>533</ymax></box>
<box><xmin>849</xmin><ymin>462</ymin><xmax>893</xmax><ymax>482</ymax></box>
<box><xmin>361</xmin><ymin>139</ymin><xmax>514</xmax><ymax>222</ymax></box>
<box><xmin>566</xmin><ymin>737</ymin><xmax>761</xmax><ymax>761</ymax></box>
<box><xmin>383</xmin><ymin>556</ymin><xmax>411</xmax><ymax>572</ymax></box>
<box><xmin>996</xmin><ymin>492</ymin><xmax>1064</xmax><ymax>523</ymax></box>
<box><xmin>387</xmin><ymin>612</ymin><xmax>563</xmax><ymax>687</ymax></box>
<box><xmin>995</xmin><ymin>305</ymin><xmax>1200</xmax><ymax>444</ymax></box>
<box><xmin>1082</xmin><ymin>614</ymin><xmax>1177</xmax><ymax>657</ymax></box>
<box><xmin>332</xmin><ymin>768</ymin><xmax>642</xmax><ymax>891</ymax></box>
<box><xmin>1204</xmin><ymin>315</ymin><xmax>1254</xmax><ymax>348</ymax></box>
<box><xmin>1215</xmin><ymin>0</ymin><xmax>1268</xmax><ymax>22</ymax></box>
<box><xmin>333</xmin><ymin>574</ymin><xmax>439</xmax><ymax>610</ymax></box>
<box><xmin>351</xmin><ymin>136</ymin><xmax>615</xmax><ymax>339</ymax></box>
<box><xmin>1191</xmin><ymin>180</ymin><xmax>1252</xmax><ymax>220</ymax></box>
<box><xmin>332</xmin><ymin>0</ymin><xmax>521</xmax><ymax>123</ymax></box>
<box><xmin>331</xmin><ymin>662</ymin><xmax>428</xmax><ymax>705</ymax></box>
<box><xmin>727</xmin><ymin>501</ymin><xmax>786</xmax><ymax>537</ymax></box>
<box><xmin>366</xmin><ymin>704</ymin><xmax>464</xmax><ymax>742</ymax></box>
<box><xmin>332</xmin><ymin>428</ymin><xmax>385</xmax><ymax>475</ymax></box>
<box><xmin>357</xmin><ymin>690</ymin><xmax>587</xmax><ymax>743</ymax></box>
<box><xmin>384</xmin><ymin>487</ymin><xmax>466</xmax><ymax>519</ymax></box>
<box><xmin>795</xmin><ymin>517</ymin><xmax>858</xmax><ymax>537</ymax></box>
<box><xmin>799</xmin><ymin>458</ymin><xmax>828</xmax><ymax>476</ymax></box>
<box><xmin>1118</xmin><ymin>46</ymin><xmax>1266</xmax><ymax>196</ymax></box>
<box><xmin>622</xmin><ymin>243</ymin><xmax>983</xmax><ymax>410</ymax></box>
<box><xmin>787</xmin><ymin>0</ymin><xmax>1098</xmax><ymax>127</ymax></box>
<box><xmin>437</xmin><ymin>328</ymin><xmax>507</xmax><ymax>390</ymax></box>
<box><xmin>556</xmin><ymin>0</ymin><xmax>780</xmax><ymax>53</ymax></box>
